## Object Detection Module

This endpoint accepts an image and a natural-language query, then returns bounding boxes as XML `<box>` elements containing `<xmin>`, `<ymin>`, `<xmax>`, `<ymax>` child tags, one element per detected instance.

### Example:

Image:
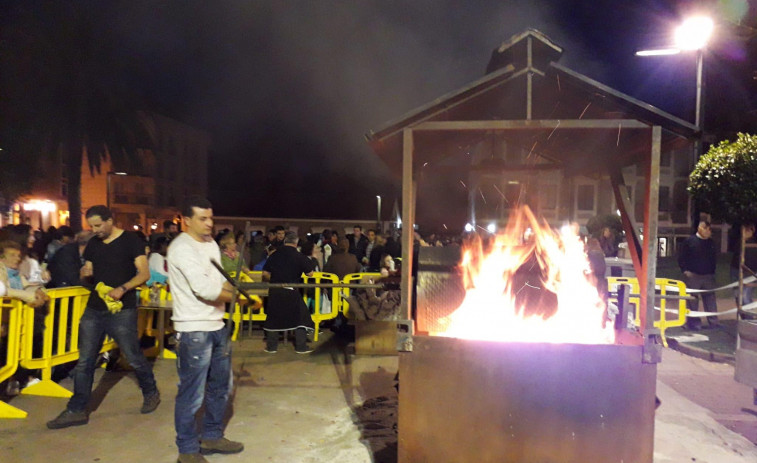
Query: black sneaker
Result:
<box><xmin>141</xmin><ymin>391</ymin><xmax>161</xmax><ymax>414</ymax></box>
<box><xmin>200</xmin><ymin>437</ymin><xmax>244</xmax><ymax>455</ymax></box>
<box><xmin>47</xmin><ymin>409</ymin><xmax>89</xmax><ymax>429</ymax></box>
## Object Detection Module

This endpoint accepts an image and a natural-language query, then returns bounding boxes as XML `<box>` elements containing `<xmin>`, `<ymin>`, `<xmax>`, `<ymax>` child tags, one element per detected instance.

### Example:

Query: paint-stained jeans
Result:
<box><xmin>175</xmin><ymin>328</ymin><xmax>232</xmax><ymax>454</ymax></box>
<box><xmin>68</xmin><ymin>307</ymin><xmax>158</xmax><ymax>412</ymax></box>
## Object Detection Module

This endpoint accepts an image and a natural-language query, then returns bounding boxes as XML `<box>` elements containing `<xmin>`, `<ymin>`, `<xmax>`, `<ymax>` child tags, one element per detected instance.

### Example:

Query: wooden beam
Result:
<box><xmin>641</xmin><ymin>126</ymin><xmax>662</xmax><ymax>363</ymax></box>
<box><xmin>401</xmin><ymin>129</ymin><xmax>415</xmax><ymax>325</ymax></box>
<box><xmin>413</xmin><ymin>119</ymin><xmax>650</xmax><ymax>132</ymax></box>
<box><xmin>609</xmin><ymin>168</ymin><xmax>643</xmax><ymax>278</ymax></box>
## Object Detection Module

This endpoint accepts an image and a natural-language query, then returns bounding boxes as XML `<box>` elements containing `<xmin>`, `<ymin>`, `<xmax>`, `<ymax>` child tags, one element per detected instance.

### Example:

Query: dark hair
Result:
<box><xmin>56</xmin><ymin>226</ymin><xmax>75</xmax><ymax>240</ymax></box>
<box><xmin>274</xmin><ymin>225</ymin><xmax>285</xmax><ymax>232</ymax></box>
<box><xmin>151</xmin><ymin>236</ymin><xmax>169</xmax><ymax>252</ymax></box>
<box><xmin>337</xmin><ymin>238</ymin><xmax>350</xmax><ymax>253</ymax></box>
<box><xmin>181</xmin><ymin>196</ymin><xmax>213</xmax><ymax>218</ymax></box>
<box><xmin>163</xmin><ymin>219</ymin><xmax>175</xmax><ymax>229</ymax></box>
<box><xmin>85</xmin><ymin>205</ymin><xmax>112</xmax><ymax>221</ymax></box>
<box><xmin>353</xmin><ymin>224</ymin><xmax>362</xmax><ymax>230</ymax></box>
<box><xmin>367</xmin><ymin>229</ymin><xmax>376</xmax><ymax>234</ymax></box>
<box><xmin>300</xmin><ymin>240</ymin><xmax>315</xmax><ymax>256</ymax></box>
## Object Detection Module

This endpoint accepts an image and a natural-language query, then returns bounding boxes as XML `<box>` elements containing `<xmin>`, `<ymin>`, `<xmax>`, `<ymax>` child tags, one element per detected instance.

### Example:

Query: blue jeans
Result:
<box><xmin>175</xmin><ymin>328</ymin><xmax>232</xmax><ymax>454</ymax></box>
<box><xmin>68</xmin><ymin>308</ymin><xmax>158</xmax><ymax>412</ymax></box>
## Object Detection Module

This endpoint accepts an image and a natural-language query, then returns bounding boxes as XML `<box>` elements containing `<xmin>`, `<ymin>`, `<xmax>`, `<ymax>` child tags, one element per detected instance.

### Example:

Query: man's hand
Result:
<box><xmin>683</xmin><ymin>270</ymin><xmax>694</xmax><ymax>278</ymax></box>
<box><xmin>80</xmin><ymin>262</ymin><xmax>93</xmax><ymax>278</ymax></box>
<box><xmin>107</xmin><ymin>286</ymin><xmax>127</xmax><ymax>301</ymax></box>
<box><xmin>30</xmin><ymin>288</ymin><xmax>50</xmax><ymax>308</ymax></box>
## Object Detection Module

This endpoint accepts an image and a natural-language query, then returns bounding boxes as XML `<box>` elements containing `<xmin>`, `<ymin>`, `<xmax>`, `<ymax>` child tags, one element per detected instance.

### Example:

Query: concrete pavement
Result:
<box><xmin>1</xmin><ymin>329</ymin><xmax>756</xmax><ymax>462</ymax></box>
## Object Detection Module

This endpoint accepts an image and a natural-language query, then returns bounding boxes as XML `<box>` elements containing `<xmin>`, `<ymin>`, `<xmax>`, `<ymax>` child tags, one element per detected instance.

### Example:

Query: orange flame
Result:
<box><xmin>435</xmin><ymin>206</ymin><xmax>614</xmax><ymax>344</ymax></box>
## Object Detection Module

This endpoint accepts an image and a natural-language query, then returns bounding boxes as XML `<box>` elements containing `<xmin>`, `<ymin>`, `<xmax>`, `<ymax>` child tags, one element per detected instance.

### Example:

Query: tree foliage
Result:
<box><xmin>688</xmin><ymin>133</ymin><xmax>757</xmax><ymax>225</ymax></box>
<box><xmin>1</xmin><ymin>2</ymin><xmax>152</xmax><ymax>230</ymax></box>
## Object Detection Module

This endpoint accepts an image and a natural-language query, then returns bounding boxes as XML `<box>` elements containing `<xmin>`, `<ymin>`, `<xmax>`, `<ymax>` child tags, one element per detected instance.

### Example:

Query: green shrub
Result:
<box><xmin>688</xmin><ymin>133</ymin><xmax>757</xmax><ymax>224</ymax></box>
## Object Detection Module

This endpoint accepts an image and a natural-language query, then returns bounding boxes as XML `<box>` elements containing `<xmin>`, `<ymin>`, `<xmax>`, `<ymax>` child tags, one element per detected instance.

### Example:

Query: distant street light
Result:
<box><xmin>106</xmin><ymin>171</ymin><xmax>128</xmax><ymax>210</ymax></box>
<box><xmin>376</xmin><ymin>195</ymin><xmax>382</xmax><ymax>231</ymax></box>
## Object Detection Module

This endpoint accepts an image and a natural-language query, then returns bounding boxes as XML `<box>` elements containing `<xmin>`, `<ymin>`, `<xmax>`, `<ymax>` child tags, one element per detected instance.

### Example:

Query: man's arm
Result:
<box><xmin>677</xmin><ymin>240</ymin><xmax>690</xmax><ymax>275</ymax></box>
<box><xmin>108</xmin><ymin>255</ymin><xmax>150</xmax><ymax>301</ymax></box>
<box><xmin>172</xmin><ymin>243</ymin><xmax>232</xmax><ymax>303</ymax></box>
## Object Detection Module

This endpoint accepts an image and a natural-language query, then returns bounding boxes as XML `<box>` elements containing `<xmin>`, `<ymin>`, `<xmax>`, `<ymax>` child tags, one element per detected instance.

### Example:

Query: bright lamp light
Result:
<box><xmin>674</xmin><ymin>16</ymin><xmax>714</xmax><ymax>51</ymax></box>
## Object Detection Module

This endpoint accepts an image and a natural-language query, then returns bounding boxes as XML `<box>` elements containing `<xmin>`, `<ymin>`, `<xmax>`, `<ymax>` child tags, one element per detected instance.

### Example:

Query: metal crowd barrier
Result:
<box><xmin>0</xmin><ymin>298</ymin><xmax>25</xmax><ymax>418</ymax></box>
<box><xmin>227</xmin><ymin>271</ymin><xmax>265</xmax><ymax>341</ymax></box>
<box><xmin>20</xmin><ymin>287</ymin><xmax>117</xmax><ymax>399</ymax></box>
<box><xmin>608</xmin><ymin>277</ymin><xmax>689</xmax><ymax>346</ymax></box>
<box><xmin>1</xmin><ymin>287</ymin><xmax>120</xmax><ymax>419</ymax></box>
<box><xmin>302</xmin><ymin>272</ymin><xmax>341</xmax><ymax>341</ymax></box>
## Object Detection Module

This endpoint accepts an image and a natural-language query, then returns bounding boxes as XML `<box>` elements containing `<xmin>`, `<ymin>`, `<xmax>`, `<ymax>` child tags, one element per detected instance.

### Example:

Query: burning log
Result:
<box><xmin>345</xmin><ymin>275</ymin><xmax>401</xmax><ymax>321</ymax></box>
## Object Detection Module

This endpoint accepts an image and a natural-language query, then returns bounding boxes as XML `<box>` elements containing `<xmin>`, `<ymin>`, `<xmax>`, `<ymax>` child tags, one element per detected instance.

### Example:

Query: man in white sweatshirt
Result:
<box><xmin>168</xmin><ymin>196</ymin><xmax>244</xmax><ymax>463</ymax></box>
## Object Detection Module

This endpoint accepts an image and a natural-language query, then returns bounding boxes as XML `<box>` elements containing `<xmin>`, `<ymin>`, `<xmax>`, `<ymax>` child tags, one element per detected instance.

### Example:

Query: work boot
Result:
<box><xmin>46</xmin><ymin>409</ymin><xmax>89</xmax><ymax>429</ymax></box>
<box><xmin>200</xmin><ymin>437</ymin><xmax>244</xmax><ymax>455</ymax></box>
<box><xmin>177</xmin><ymin>453</ymin><xmax>208</xmax><ymax>463</ymax></box>
<box><xmin>140</xmin><ymin>391</ymin><xmax>161</xmax><ymax>414</ymax></box>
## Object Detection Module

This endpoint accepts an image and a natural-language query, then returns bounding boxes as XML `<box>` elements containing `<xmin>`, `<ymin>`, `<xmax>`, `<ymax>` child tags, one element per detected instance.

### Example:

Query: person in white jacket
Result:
<box><xmin>167</xmin><ymin>196</ymin><xmax>244</xmax><ymax>463</ymax></box>
<box><xmin>0</xmin><ymin>240</ymin><xmax>47</xmax><ymax>307</ymax></box>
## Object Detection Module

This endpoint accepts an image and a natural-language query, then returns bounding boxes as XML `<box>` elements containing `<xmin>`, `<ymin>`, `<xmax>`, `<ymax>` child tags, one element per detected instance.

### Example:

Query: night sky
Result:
<box><xmin>3</xmin><ymin>0</ymin><xmax>756</xmax><ymax>227</ymax></box>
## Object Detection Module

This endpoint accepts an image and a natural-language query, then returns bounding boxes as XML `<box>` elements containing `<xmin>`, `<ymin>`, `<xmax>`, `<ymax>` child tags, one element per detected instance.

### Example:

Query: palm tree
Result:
<box><xmin>1</xmin><ymin>2</ymin><xmax>152</xmax><ymax>230</ymax></box>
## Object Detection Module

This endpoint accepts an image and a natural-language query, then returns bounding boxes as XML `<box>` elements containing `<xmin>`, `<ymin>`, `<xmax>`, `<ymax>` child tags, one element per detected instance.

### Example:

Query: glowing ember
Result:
<box><xmin>435</xmin><ymin>206</ymin><xmax>614</xmax><ymax>344</ymax></box>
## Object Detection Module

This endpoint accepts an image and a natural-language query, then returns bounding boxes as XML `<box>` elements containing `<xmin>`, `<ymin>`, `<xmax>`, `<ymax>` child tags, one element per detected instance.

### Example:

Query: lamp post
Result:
<box><xmin>376</xmin><ymin>195</ymin><xmax>382</xmax><ymax>232</ymax></box>
<box><xmin>635</xmin><ymin>16</ymin><xmax>713</xmax><ymax>131</ymax></box>
<box><xmin>106</xmin><ymin>171</ymin><xmax>127</xmax><ymax>210</ymax></box>
<box><xmin>636</xmin><ymin>15</ymin><xmax>713</xmax><ymax>229</ymax></box>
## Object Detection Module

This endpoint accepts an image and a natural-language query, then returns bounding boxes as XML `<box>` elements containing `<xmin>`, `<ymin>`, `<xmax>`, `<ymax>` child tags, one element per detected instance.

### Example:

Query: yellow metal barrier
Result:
<box><xmin>227</xmin><ymin>272</ymin><xmax>264</xmax><ymax>341</ymax></box>
<box><xmin>341</xmin><ymin>273</ymin><xmax>382</xmax><ymax>319</ymax></box>
<box><xmin>607</xmin><ymin>277</ymin><xmax>641</xmax><ymax>325</ymax></box>
<box><xmin>0</xmin><ymin>297</ymin><xmax>27</xmax><ymax>418</ymax></box>
<box><xmin>607</xmin><ymin>277</ymin><xmax>688</xmax><ymax>347</ymax></box>
<box><xmin>20</xmin><ymin>286</ymin><xmax>117</xmax><ymax>398</ymax></box>
<box><xmin>302</xmin><ymin>272</ymin><xmax>340</xmax><ymax>341</ymax></box>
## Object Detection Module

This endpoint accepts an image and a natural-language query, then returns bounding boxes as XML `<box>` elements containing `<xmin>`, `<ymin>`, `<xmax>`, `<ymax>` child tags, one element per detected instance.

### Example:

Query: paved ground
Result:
<box><xmin>1</xmin><ymin>324</ymin><xmax>756</xmax><ymax>463</ymax></box>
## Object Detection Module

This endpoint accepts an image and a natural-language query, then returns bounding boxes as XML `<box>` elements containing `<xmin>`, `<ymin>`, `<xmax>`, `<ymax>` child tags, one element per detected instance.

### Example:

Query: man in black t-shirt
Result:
<box><xmin>47</xmin><ymin>205</ymin><xmax>160</xmax><ymax>430</ymax></box>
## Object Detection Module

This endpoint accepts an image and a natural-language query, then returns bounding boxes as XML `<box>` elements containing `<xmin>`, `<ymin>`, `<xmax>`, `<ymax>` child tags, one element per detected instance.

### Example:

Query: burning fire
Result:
<box><xmin>436</xmin><ymin>206</ymin><xmax>615</xmax><ymax>344</ymax></box>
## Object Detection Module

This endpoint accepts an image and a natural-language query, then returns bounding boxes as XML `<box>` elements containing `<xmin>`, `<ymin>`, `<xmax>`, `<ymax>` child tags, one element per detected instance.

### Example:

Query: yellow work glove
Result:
<box><xmin>95</xmin><ymin>282</ymin><xmax>124</xmax><ymax>314</ymax></box>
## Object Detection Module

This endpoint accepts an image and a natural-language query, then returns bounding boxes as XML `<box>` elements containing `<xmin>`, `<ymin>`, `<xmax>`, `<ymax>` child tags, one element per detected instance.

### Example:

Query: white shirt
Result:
<box><xmin>167</xmin><ymin>232</ymin><xmax>226</xmax><ymax>332</ymax></box>
<box><xmin>148</xmin><ymin>253</ymin><xmax>169</xmax><ymax>277</ymax></box>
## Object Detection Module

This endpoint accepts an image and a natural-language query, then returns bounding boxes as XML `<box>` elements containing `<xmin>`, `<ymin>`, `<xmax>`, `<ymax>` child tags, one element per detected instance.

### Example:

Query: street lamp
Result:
<box><xmin>106</xmin><ymin>171</ymin><xmax>127</xmax><ymax>210</ymax></box>
<box><xmin>376</xmin><ymin>195</ymin><xmax>382</xmax><ymax>232</ymax></box>
<box><xmin>635</xmin><ymin>15</ymin><xmax>714</xmax><ymax>130</ymax></box>
<box><xmin>636</xmin><ymin>15</ymin><xmax>713</xmax><ymax>229</ymax></box>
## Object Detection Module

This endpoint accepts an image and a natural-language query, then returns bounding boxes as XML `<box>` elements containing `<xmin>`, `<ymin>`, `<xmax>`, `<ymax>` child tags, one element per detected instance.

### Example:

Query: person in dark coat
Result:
<box><xmin>262</xmin><ymin>231</ymin><xmax>316</xmax><ymax>353</ymax></box>
<box><xmin>47</xmin><ymin>231</ymin><xmax>93</xmax><ymax>288</ymax></box>
<box><xmin>324</xmin><ymin>238</ymin><xmax>361</xmax><ymax>279</ymax></box>
<box><xmin>678</xmin><ymin>220</ymin><xmax>718</xmax><ymax>330</ymax></box>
